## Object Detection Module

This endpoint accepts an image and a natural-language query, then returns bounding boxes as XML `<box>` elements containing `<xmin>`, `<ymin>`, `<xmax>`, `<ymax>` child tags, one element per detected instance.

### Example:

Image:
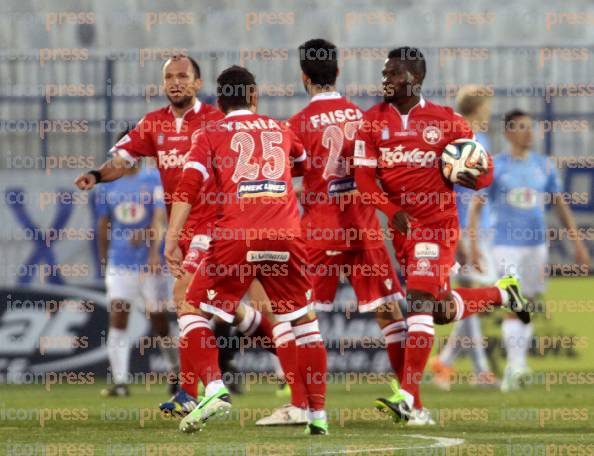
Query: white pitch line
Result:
<box><xmin>317</xmin><ymin>434</ymin><xmax>465</xmax><ymax>455</ymax></box>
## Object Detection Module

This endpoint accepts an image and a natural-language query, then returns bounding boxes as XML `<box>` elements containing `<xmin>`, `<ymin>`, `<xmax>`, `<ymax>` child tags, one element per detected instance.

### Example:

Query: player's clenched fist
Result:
<box><xmin>74</xmin><ymin>172</ymin><xmax>99</xmax><ymax>190</ymax></box>
<box><xmin>392</xmin><ymin>210</ymin><xmax>416</xmax><ymax>235</ymax></box>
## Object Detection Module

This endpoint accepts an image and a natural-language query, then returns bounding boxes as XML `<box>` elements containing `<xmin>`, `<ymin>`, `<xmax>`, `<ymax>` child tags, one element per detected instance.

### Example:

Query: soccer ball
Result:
<box><xmin>441</xmin><ymin>138</ymin><xmax>488</xmax><ymax>183</ymax></box>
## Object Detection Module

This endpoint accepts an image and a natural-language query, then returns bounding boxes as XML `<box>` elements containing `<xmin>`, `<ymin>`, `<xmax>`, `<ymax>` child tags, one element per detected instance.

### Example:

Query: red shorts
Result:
<box><xmin>179</xmin><ymin>234</ymin><xmax>211</xmax><ymax>273</ymax></box>
<box><xmin>185</xmin><ymin>237</ymin><xmax>313</xmax><ymax>323</ymax></box>
<box><xmin>307</xmin><ymin>246</ymin><xmax>403</xmax><ymax>312</ymax></box>
<box><xmin>392</xmin><ymin>217</ymin><xmax>459</xmax><ymax>299</ymax></box>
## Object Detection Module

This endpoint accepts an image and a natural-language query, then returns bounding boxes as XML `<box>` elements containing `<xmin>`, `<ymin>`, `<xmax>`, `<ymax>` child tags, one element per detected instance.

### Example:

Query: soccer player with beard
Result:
<box><xmin>166</xmin><ymin>65</ymin><xmax>329</xmax><ymax>435</ymax></box>
<box><xmin>75</xmin><ymin>55</ymin><xmax>275</xmax><ymax>416</ymax></box>
<box><xmin>353</xmin><ymin>47</ymin><xmax>532</xmax><ymax>424</ymax></box>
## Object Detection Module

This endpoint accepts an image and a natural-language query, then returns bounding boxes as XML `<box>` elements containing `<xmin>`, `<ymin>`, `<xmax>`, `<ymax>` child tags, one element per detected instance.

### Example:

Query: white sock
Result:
<box><xmin>518</xmin><ymin>323</ymin><xmax>533</xmax><ymax>369</ymax></box>
<box><xmin>466</xmin><ymin>315</ymin><xmax>490</xmax><ymax>373</ymax></box>
<box><xmin>178</xmin><ymin>314</ymin><xmax>211</xmax><ymax>337</ymax></box>
<box><xmin>439</xmin><ymin>320</ymin><xmax>467</xmax><ymax>366</ymax></box>
<box><xmin>498</xmin><ymin>288</ymin><xmax>510</xmax><ymax>306</ymax></box>
<box><xmin>400</xmin><ymin>388</ymin><xmax>414</xmax><ymax>409</ymax></box>
<box><xmin>205</xmin><ymin>379</ymin><xmax>225</xmax><ymax>396</ymax></box>
<box><xmin>237</xmin><ymin>305</ymin><xmax>262</xmax><ymax>336</ymax></box>
<box><xmin>502</xmin><ymin>318</ymin><xmax>524</xmax><ymax>371</ymax></box>
<box><xmin>311</xmin><ymin>409</ymin><xmax>327</xmax><ymax>421</ymax></box>
<box><xmin>107</xmin><ymin>327</ymin><xmax>130</xmax><ymax>385</ymax></box>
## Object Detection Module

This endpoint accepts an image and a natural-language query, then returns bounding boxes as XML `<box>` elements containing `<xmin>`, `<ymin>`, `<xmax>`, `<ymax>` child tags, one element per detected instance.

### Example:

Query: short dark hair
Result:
<box><xmin>162</xmin><ymin>55</ymin><xmax>201</xmax><ymax>79</ymax></box>
<box><xmin>387</xmin><ymin>46</ymin><xmax>426</xmax><ymax>81</ymax></box>
<box><xmin>216</xmin><ymin>65</ymin><xmax>257</xmax><ymax>112</ymax></box>
<box><xmin>504</xmin><ymin>109</ymin><xmax>530</xmax><ymax>130</ymax></box>
<box><xmin>299</xmin><ymin>39</ymin><xmax>338</xmax><ymax>86</ymax></box>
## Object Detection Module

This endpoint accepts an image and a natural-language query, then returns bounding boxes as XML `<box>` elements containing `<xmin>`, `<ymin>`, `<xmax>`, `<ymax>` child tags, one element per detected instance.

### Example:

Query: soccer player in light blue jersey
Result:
<box><xmin>468</xmin><ymin>110</ymin><xmax>590</xmax><ymax>391</ymax></box>
<box><xmin>95</xmin><ymin>157</ymin><xmax>178</xmax><ymax>397</ymax></box>
<box><xmin>431</xmin><ymin>87</ymin><xmax>498</xmax><ymax>390</ymax></box>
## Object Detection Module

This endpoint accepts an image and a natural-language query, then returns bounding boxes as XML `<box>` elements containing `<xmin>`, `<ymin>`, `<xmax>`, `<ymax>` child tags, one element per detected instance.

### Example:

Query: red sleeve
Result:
<box><xmin>109</xmin><ymin>115</ymin><xmax>156</xmax><ymax>163</ymax></box>
<box><xmin>354</xmin><ymin>166</ymin><xmax>401</xmax><ymax>220</ymax></box>
<box><xmin>285</xmin><ymin>126</ymin><xmax>308</xmax><ymax>177</ymax></box>
<box><xmin>173</xmin><ymin>130</ymin><xmax>211</xmax><ymax>204</ymax></box>
<box><xmin>353</xmin><ymin>115</ymin><xmax>400</xmax><ymax>219</ymax></box>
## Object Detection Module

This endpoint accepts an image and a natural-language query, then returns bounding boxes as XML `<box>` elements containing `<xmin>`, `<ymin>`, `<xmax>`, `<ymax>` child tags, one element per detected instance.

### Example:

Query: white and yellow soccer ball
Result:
<box><xmin>441</xmin><ymin>138</ymin><xmax>488</xmax><ymax>183</ymax></box>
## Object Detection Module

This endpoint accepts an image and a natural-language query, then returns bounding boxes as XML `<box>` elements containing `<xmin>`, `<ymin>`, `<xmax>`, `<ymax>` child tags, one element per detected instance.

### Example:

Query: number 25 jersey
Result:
<box><xmin>181</xmin><ymin>109</ymin><xmax>306</xmax><ymax>237</ymax></box>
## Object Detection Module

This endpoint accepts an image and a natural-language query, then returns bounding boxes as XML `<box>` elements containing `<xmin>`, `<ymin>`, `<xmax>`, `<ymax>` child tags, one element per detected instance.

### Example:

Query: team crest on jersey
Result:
<box><xmin>237</xmin><ymin>180</ymin><xmax>287</xmax><ymax>198</ymax></box>
<box><xmin>157</xmin><ymin>133</ymin><xmax>165</xmax><ymax>145</ymax></box>
<box><xmin>412</xmin><ymin>258</ymin><xmax>433</xmax><ymax>276</ymax></box>
<box><xmin>422</xmin><ymin>126</ymin><xmax>442</xmax><ymax>145</ymax></box>
<box><xmin>114</xmin><ymin>202</ymin><xmax>145</xmax><ymax>224</ymax></box>
<box><xmin>381</xmin><ymin>128</ymin><xmax>390</xmax><ymax>140</ymax></box>
<box><xmin>306</xmin><ymin>289</ymin><xmax>313</xmax><ymax>301</ymax></box>
<box><xmin>384</xmin><ymin>278</ymin><xmax>393</xmax><ymax>290</ymax></box>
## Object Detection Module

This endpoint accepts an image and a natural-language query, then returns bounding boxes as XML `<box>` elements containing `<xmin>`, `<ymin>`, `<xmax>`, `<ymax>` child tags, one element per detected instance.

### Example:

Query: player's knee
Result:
<box><xmin>433</xmin><ymin>298</ymin><xmax>456</xmax><ymax>325</ymax></box>
<box><xmin>433</xmin><ymin>307</ymin><xmax>451</xmax><ymax>325</ymax></box>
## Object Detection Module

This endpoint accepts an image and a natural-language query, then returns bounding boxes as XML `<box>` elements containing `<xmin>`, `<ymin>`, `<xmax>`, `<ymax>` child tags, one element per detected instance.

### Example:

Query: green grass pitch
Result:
<box><xmin>1</xmin><ymin>277</ymin><xmax>593</xmax><ymax>455</ymax></box>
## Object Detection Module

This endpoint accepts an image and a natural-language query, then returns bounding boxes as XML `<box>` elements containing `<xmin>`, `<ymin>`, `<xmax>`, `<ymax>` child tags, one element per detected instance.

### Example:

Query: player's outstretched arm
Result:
<box><xmin>74</xmin><ymin>156</ymin><xmax>132</xmax><ymax>190</ymax></box>
<box><xmin>553</xmin><ymin>193</ymin><xmax>590</xmax><ymax>269</ymax></box>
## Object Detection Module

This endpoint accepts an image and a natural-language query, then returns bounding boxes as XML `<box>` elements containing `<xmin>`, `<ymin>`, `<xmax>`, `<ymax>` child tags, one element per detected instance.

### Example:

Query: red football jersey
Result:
<box><xmin>177</xmin><ymin>110</ymin><xmax>305</xmax><ymax>239</ymax></box>
<box><xmin>110</xmin><ymin>99</ymin><xmax>224</xmax><ymax>237</ymax></box>
<box><xmin>288</xmin><ymin>92</ymin><xmax>385</xmax><ymax>250</ymax></box>
<box><xmin>354</xmin><ymin>97</ymin><xmax>492</xmax><ymax>224</ymax></box>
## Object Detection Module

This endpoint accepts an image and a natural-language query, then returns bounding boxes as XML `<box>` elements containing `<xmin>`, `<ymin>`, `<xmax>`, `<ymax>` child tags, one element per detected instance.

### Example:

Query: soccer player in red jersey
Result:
<box><xmin>166</xmin><ymin>65</ymin><xmax>328</xmax><ymax>435</ymax></box>
<box><xmin>354</xmin><ymin>47</ymin><xmax>531</xmax><ymax>424</ymax></box>
<box><xmin>282</xmin><ymin>38</ymin><xmax>409</xmax><ymax>412</ymax></box>
<box><xmin>75</xmin><ymin>55</ymin><xmax>275</xmax><ymax>416</ymax></box>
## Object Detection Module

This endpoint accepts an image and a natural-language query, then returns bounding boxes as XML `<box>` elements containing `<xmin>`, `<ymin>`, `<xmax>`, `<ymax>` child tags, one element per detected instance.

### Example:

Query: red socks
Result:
<box><xmin>293</xmin><ymin>319</ymin><xmax>327</xmax><ymax>412</ymax></box>
<box><xmin>452</xmin><ymin>287</ymin><xmax>503</xmax><ymax>320</ymax></box>
<box><xmin>381</xmin><ymin>319</ymin><xmax>407</xmax><ymax>383</ymax></box>
<box><xmin>178</xmin><ymin>315</ymin><xmax>221</xmax><ymax>396</ymax></box>
<box><xmin>399</xmin><ymin>313</ymin><xmax>434</xmax><ymax>409</ymax></box>
<box><xmin>272</xmin><ymin>322</ymin><xmax>308</xmax><ymax>409</ymax></box>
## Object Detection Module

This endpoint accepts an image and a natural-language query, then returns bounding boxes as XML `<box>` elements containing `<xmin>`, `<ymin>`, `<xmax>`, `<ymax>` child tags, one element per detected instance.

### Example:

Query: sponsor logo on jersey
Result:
<box><xmin>506</xmin><ymin>187</ymin><xmax>539</xmax><ymax>209</ymax></box>
<box><xmin>246</xmin><ymin>251</ymin><xmax>290</xmax><ymax>262</ymax></box>
<box><xmin>157</xmin><ymin>149</ymin><xmax>191</xmax><ymax>169</ymax></box>
<box><xmin>422</xmin><ymin>126</ymin><xmax>442</xmax><ymax>145</ymax></box>
<box><xmin>237</xmin><ymin>180</ymin><xmax>287</xmax><ymax>198</ymax></box>
<box><xmin>327</xmin><ymin>177</ymin><xmax>356</xmax><ymax>196</ymax></box>
<box><xmin>414</xmin><ymin>242</ymin><xmax>440</xmax><ymax>259</ymax></box>
<box><xmin>114</xmin><ymin>202</ymin><xmax>146</xmax><ymax>224</ymax></box>
<box><xmin>379</xmin><ymin>145</ymin><xmax>437</xmax><ymax>167</ymax></box>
